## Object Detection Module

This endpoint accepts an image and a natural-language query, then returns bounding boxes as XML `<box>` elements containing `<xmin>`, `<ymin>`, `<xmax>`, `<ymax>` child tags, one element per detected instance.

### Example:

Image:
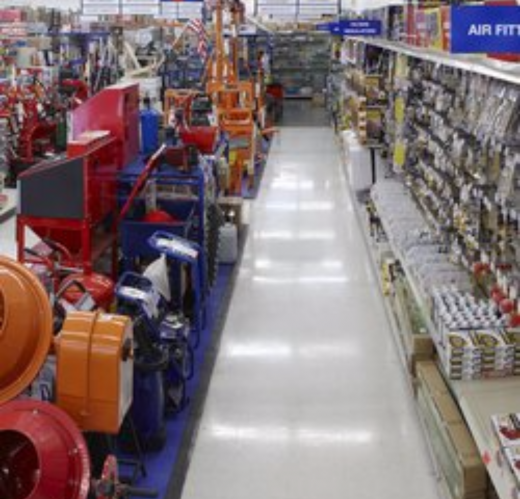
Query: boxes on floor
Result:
<box><xmin>416</xmin><ymin>361</ymin><xmax>487</xmax><ymax>499</ymax></box>
<box><xmin>408</xmin><ymin>334</ymin><xmax>436</xmax><ymax>377</ymax></box>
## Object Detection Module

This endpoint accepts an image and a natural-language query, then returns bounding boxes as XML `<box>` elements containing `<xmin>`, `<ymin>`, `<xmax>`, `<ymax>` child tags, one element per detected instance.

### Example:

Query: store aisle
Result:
<box><xmin>178</xmin><ymin>125</ymin><xmax>441</xmax><ymax>499</ymax></box>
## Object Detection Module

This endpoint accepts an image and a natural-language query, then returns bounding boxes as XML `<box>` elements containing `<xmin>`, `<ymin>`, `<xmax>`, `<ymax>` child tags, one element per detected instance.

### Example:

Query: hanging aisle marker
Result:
<box><xmin>317</xmin><ymin>20</ymin><xmax>382</xmax><ymax>37</ymax></box>
<box><xmin>451</xmin><ymin>6</ymin><xmax>520</xmax><ymax>54</ymax></box>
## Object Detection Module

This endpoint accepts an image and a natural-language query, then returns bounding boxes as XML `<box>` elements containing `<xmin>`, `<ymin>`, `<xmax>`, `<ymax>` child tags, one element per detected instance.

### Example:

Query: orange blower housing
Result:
<box><xmin>56</xmin><ymin>311</ymin><xmax>134</xmax><ymax>434</ymax></box>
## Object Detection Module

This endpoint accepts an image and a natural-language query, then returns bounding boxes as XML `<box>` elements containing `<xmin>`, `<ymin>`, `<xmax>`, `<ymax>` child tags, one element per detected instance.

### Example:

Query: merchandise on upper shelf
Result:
<box><xmin>340</xmin><ymin>35</ymin><xmax>520</xmax><ymax>381</ymax></box>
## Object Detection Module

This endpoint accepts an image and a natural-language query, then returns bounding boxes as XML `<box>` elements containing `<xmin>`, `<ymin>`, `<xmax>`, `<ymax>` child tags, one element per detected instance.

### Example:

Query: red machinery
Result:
<box><xmin>0</xmin><ymin>256</ymin><xmax>147</xmax><ymax>499</ymax></box>
<box><xmin>0</xmin><ymin>400</ymin><xmax>91</xmax><ymax>499</ymax></box>
<box><xmin>60</xmin><ymin>78</ymin><xmax>90</xmax><ymax>109</ymax></box>
<box><xmin>17</xmin><ymin>131</ymin><xmax>121</xmax><ymax>277</ymax></box>
<box><xmin>17</xmin><ymin>83</ymin><xmax>140</xmax><ymax>279</ymax></box>
<box><xmin>18</xmin><ymin>84</ymin><xmax>57</xmax><ymax>163</ymax></box>
<box><xmin>164</xmin><ymin>89</ymin><xmax>219</xmax><ymax>155</ymax></box>
<box><xmin>71</xmin><ymin>81</ymin><xmax>140</xmax><ymax>168</ymax></box>
<box><xmin>12</xmin><ymin>69</ymin><xmax>61</xmax><ymax>165</ymax></box>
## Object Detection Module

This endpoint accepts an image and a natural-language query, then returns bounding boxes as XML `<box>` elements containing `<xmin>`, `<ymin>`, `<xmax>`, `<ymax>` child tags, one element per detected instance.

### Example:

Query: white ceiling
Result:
<box><xmin>5</xmin><ymin>0</ymin><xmax>405</xmax><ymax>12</ymax></box>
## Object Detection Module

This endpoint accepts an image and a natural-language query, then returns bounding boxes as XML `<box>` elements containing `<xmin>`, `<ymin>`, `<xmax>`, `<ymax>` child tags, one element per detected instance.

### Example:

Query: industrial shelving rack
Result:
<box><xmin>271</xmin><ymin>31</ymin><xmax>330</xmax><ymax>98</ymax></box>
<box><xmin>339</xmin><ymin>35</ymin><xmax>520</xmax><ymax>499</ymax></box>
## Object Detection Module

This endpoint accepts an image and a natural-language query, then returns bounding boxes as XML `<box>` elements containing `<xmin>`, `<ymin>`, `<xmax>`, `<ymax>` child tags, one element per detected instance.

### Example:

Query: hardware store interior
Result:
<box><xmin>4</xmin><ymin>2</ymin><xmax>520</xmax><ymax>499</ymax></box>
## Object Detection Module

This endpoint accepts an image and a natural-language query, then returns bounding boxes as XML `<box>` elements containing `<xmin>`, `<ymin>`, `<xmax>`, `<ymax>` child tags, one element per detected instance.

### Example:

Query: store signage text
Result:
<box><xmin>451</xmin><ymin>6</ymin><xmax>520</xmax><ymax>54</ymax></box>
<box><xmin>318</xmin><ymin>19</ymin><xmax>381</xmax><ymax>37</ymax></box>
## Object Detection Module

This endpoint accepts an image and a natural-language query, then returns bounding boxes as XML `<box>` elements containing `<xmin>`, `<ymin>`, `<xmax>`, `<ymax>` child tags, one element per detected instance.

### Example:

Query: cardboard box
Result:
<box><xmin>447</xmin><ymin>424</ymin><xmax>488</xmax><ymax>494</ymax></box>
<box><xmin>413</xmin><ymin>335</ymin><xmax>435</xmax><ymax>356</ymax></box>
<box><xmin>417</xmin><ymin>360</ymin><xmax>449</xmax><ymax>395</ymax></box>
<box><xmin>408</xmin><ymin>336</ymin><xmax>436</xmax><ymax>377</ymax></box>
<box><xmin>416</xmin><ymin>360</ymin><xmax>487</xmax><ymax>498</ymax></box>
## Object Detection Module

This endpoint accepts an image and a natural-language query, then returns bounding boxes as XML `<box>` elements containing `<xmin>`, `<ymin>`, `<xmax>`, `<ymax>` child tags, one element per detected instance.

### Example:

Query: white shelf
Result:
<box><xmin>339</xmin><ymin>136</ymin><xmax>464</xmax><ymax>499</ymax></box>
<box><xmin>341</xmin><ymin>136</ymin><xmax>520</xmax><ymax>499</ymax></box>
<box><xmin>453</xmin><ymin>379</ymin><xmax>520</xmax><ymax>499</ymax></box>
<box><xmin>347</xmin><ymin>37</ymin><xmax>520</xmax><ymax>87</ymax></box>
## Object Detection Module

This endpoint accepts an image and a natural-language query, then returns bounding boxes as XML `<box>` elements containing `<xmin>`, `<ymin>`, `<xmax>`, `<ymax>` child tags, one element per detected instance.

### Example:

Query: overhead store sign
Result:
<box><xmin>451</xmin><ymin>6</ymin><xmax>520</xmax><ymax>54</ymax></box>
<box><xmin>317</xmin><ymin>19</ymin><xmax>381</xmax><ymax>36</ymax></box>
<box><xmin>81</xmin><ymin>0</ymin><xmax>203</xmax><ymax>18</ymax></box>
<box><xmin>255</xmin><ymin>0</ymin><xmax>339</xmax><ymax>21</ymax></box>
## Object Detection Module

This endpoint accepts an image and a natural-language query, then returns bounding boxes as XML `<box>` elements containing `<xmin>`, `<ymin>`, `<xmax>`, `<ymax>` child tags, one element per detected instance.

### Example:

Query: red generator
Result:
<box><xmin>71</xmin><ymin>81</ymin><xmax>140</xmax><ymax>168</ymax></box>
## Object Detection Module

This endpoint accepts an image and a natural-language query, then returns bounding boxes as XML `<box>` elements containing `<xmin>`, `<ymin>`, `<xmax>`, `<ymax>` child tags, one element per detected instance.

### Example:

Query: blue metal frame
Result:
<box><xmin>118</xmin><ymin>157</ymin><xmax>207</xmax><ymax>271</ymax></box>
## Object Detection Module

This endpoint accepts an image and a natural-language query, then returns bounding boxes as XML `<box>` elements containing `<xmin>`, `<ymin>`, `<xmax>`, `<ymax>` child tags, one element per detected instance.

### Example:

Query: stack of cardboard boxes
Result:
<box><xmin>416</xmin><ymin>361</ymin><xmax>487</xmax><ymax>499</ymax></box>
<box><xmin>431</xmin><ymin>290</ymin><xmax>520</xmax><ymax>380</ymax></box>
<box><xmin>404</xmin><ymin>3</ymin><xmax>451</xmax><ymax>51</ymax></box>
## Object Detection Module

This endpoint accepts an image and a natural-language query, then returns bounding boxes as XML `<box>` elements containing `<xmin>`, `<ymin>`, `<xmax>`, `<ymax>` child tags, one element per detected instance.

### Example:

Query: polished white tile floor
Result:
<box><xmin>186</xmin><ymin>125</ymin><xmax>441</xmax><ymax>499</ymax></box>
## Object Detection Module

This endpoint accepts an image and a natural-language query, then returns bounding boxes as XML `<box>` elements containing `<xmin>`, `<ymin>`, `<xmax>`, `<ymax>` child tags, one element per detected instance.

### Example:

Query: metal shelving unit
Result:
<box><xmin>370</xmin><ymin>174</ymin><xmax>520</xmax><ymax>499</ymax></box>
<box><xmin>348</xmin><ymin>37</ymin><xmax>520</xmax><ymax>87</ymax></box>
<box><xmin>271</xmin><ymin>32</ymin><xmax>330</xmax><ymax>98</ymax></box>
<box><xmin>338</xmin><ymin>34</ymin><xmax>520</xmax><ymax>499</ymax></box>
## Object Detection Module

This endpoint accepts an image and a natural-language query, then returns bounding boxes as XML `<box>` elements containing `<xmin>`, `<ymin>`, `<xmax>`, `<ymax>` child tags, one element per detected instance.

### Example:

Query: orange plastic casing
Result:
<box><xmin>56</xmin><ymin>311</ymin><xmax>134</xmax><ymax>434</ymax></box>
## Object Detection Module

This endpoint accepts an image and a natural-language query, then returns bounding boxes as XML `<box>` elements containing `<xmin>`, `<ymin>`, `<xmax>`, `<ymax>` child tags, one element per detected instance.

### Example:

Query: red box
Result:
<box><xmin>72</xmin><ymin>82</ymin><xmax>140</xmax><ymax>168</ymax></box>
<box><xmin>0</xmin><ymin>9</ymin><xmax>22</xmax><ymax>22</ymax></box>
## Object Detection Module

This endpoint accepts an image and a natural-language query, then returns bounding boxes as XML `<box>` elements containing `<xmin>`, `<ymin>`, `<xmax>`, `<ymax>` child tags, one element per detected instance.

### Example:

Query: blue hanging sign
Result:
<box><xmin>316</xmin><ymin>22</ymin><xmax>330</xmax><ymax>32</ymax></box>
<box><xmin>319</xmin><ymin>19</ymin><xmax>381</xmax><ymax>36</ymax></box>
<box><xmin>451</xmin><ymin>6</ymin><xmax>520</xmax><ymax>54</ymax></box>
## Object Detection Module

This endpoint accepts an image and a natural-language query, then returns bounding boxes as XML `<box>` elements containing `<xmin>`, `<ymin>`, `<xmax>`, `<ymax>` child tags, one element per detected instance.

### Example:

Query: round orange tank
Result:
<box><xmin>0</xmin><ymin>257</ymin><xmax>53</xmax><ymax>404</ymax></box>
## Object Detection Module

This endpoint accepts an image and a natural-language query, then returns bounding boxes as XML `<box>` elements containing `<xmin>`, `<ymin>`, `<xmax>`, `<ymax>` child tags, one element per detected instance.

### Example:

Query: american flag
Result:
<box><xmin>187</xmin><ymin>19</ymin><xmax>209</xmax><ymax>61</ymax></box>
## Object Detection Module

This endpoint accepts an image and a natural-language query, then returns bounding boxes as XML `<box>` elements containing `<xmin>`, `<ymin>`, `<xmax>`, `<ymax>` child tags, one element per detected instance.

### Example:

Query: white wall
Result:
<box><xmin>5</xmin><ymin>0</ymin><xmax>80</xmax><ymax>9</ymax></box>
<box><xmin>342</xmin><ymin>0</ymin><xmax>406</xmax><ymax>11</ymax></box>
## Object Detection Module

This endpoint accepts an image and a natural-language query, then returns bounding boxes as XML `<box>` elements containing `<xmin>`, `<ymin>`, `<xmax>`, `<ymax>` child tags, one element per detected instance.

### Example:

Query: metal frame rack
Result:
<box><xmin>339</xmin><ymin>36</ymin><xmax>520</xmax><ymax>499</ymax></box>
<box><xmin>117</xmin><ymin>147</ymin><xmax>207</xmax><ymax>274</ymax></box>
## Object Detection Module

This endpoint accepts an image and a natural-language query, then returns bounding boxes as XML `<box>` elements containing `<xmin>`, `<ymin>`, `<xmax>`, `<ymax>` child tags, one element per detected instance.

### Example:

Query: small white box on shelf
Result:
<box><xmin>491</xmin><ymin>414</ymin><xmax>520</xmax><ymax>448</ymax></box>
